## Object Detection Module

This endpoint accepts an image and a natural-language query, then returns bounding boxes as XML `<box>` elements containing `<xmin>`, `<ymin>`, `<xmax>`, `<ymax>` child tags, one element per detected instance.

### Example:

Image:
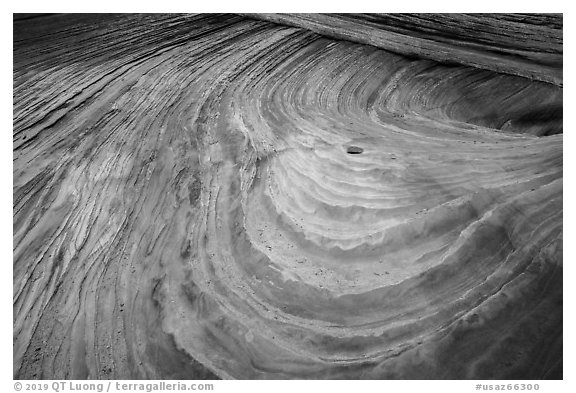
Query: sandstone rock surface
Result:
<box><xmin>13</xmin><ymin>13</ymin><xmax>562</xmax><ymax>379</ymax></box>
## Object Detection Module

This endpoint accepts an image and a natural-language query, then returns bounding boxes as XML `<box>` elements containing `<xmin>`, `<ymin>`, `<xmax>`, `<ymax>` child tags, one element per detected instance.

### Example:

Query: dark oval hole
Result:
<box><xmin>347</xmin><ymin>146</ymin><xmax>364</xmax><ymax>154</ymax></box>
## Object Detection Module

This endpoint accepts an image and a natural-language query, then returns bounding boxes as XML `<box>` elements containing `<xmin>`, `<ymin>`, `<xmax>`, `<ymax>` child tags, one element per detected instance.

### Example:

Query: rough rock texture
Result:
<box><xmin>13</xmin><ymin>14</ymin><xmax>562</xmax><ymax>379</ymax></box>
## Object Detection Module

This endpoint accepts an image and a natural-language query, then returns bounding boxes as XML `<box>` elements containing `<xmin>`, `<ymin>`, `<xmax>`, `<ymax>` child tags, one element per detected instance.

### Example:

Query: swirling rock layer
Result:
<box><xmin>13</xmin><ymin>14</ymin><xmax>563</xmax><ymax>379</ymax></box>
<box><xmin>246</xmin><ymin>13</ymin><xmax>563</xmax><ymax>86</ymax></box>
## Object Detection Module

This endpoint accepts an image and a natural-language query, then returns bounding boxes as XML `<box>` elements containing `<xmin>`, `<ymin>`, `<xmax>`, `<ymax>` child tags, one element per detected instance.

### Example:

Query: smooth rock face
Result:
<box><xmin>13</xmin><ymin>14</ymin><xmax>562</xmax><ymax>379</ymax></box>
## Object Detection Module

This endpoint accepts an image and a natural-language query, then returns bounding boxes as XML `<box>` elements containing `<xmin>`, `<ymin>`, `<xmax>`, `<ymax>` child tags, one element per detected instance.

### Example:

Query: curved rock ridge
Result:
<box><xmin>13</xmin><ymin>14</ymin><xmax>562</xmax><ymax>379</ymax></box>
<box><xmin>244</xmin><ymin>13</ymin><xmax>563</xmax><ymax>86</ymax></box>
